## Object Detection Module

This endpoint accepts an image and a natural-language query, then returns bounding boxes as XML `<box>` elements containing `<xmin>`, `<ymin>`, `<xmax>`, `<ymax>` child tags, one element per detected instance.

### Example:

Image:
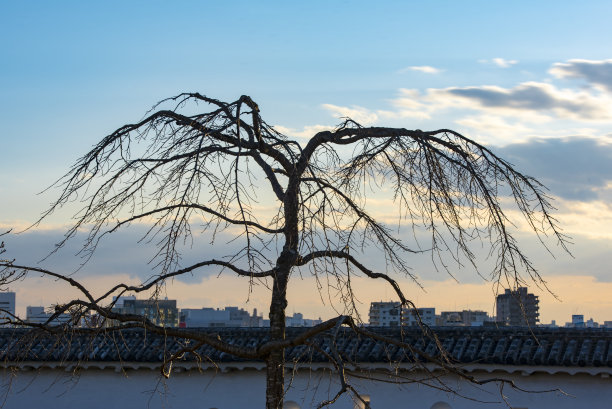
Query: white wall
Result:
<box><xmin>1</xmin><ymin>365</ymin><xmax>610</xmax><ymax>409</ymax></box>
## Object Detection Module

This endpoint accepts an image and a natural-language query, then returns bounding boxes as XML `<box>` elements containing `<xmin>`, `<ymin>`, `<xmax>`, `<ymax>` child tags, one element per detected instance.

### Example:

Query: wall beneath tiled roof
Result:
<box><xmin>0</xmin><ymin>364</ymin><xmax>611</xmax><ymax>409</ymax></box>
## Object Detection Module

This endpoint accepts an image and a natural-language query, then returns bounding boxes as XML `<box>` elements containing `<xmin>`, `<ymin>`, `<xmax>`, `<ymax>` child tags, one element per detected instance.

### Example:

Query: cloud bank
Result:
<box><xmin>550</xmin><ymin>59</ymin><xmax>612</xmax><ymax>92</ymax></box>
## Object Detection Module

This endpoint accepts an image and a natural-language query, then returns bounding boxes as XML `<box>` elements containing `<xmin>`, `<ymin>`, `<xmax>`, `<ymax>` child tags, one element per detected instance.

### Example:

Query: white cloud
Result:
<box><xmin>479</xmin><ymin>58</ymin><xmax>518</xmax><ymax>68</ymax></box>
<box><xmin>273</xmin><ymin>124</ymin><xmax>334</xmax><ymax>141</ymax></box>
<box><xmin>399</xmin><ymin>65</ymin><xmax>442</xmax><ymax>74</ymax></box>
<box><xmin>492</xmin><ymin>58</ymin><xmax>518</xmax><ymax>68</ymax></box>
<box><xmin>294</xmin><ymin>59</ymin><xmax>612</xmax><ymax>148</ymax></box>
<box><xmin>321</xmin><ymin>103</ymin><xmax>379</xmax><ymax>125</ymax></box>
<box><xmin>454</xmin><ymin>114</ymin><xmax>535</xmax><ymax>145</ymax></box>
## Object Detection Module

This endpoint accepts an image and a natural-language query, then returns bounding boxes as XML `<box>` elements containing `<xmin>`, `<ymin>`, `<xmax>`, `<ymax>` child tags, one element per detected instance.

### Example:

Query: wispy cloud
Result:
<box><xmin>479</xmin><ymin>58</ymin><xmax>518</xmax><ymax>68</ymax></box>
<box><xmin>398</xmin><ymin>65</ymin><xmax>442</xmax><ymax>74</ymax></box>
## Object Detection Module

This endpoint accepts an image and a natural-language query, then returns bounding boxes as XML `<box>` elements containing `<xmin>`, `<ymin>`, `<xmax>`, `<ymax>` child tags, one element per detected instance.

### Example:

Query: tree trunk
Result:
<box><xmin>267</xmin><ymin>164</ymin><xmax>300</xmax><ymax>408</ymax></box>
<box><xmin>266</xmin><ymin>268</ymin><xmax>290</xmax><ymax>409</ymax></box>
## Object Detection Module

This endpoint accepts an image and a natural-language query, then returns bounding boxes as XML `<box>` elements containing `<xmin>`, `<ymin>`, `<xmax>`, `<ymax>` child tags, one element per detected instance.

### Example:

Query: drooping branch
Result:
<box><xmin>297</xmin><ymin>250</ymin><xmax>408</xmax><ymax>305</ymax></box>
<box><xmin>105</xmin><ymin>204</ymin><xmax>284</xmax><ymax>235</ymax></box>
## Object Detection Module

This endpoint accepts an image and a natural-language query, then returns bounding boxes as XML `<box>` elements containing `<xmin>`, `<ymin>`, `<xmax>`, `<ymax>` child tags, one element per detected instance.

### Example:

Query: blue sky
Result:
<box><xmin>2</xmin><ymin>1</ymin><xmax>612</xmax><ymax>323</ymax></box>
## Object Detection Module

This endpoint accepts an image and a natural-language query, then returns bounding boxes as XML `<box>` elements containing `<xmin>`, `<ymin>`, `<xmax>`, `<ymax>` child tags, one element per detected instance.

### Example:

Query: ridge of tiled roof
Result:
<box><xmin>1</xmin><ymin>327</ymin><xmax>611</xmax><ymax>368</ymax></box>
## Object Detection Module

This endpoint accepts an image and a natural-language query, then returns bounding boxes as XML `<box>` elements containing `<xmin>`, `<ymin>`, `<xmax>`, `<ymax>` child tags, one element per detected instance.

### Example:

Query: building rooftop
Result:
<box><xmin>1</xmin><ymin>327</ymin><xmax>611</xmax><ymax>368</ymax></box>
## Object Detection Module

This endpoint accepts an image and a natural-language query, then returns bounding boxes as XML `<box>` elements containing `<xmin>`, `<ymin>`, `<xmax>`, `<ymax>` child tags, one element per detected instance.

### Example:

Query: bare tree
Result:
<box><xmin>0</xmin><ymin>94</ymin><xmax>567</xmax><ymax>408</ymax></box>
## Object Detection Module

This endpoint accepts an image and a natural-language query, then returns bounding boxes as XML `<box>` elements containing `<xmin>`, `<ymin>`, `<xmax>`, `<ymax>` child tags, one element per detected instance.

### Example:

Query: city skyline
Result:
<box><xmin>4</xmin><ymin>289</ymin><xmax>609</xmax><ymax>329</ymax></box>
<box><xmin>2</xmin><ymin>2</ymin><xmax>612</xmax><ymax>324</ymax></box>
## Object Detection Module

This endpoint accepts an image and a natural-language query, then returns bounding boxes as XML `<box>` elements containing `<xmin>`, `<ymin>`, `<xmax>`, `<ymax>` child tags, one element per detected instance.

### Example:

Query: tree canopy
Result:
<box><xmin>0</xmin><ymin>94</ymin><xmax>567</xmax><ymax>409</ymax></box>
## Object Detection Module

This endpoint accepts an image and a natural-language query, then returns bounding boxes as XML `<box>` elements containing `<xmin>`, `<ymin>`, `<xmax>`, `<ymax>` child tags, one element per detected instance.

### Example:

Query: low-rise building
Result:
<box><xmin>564</xmin><ymin>315</ymin><xmax>602</xmax><ymax>328</ymax></box>
<box><xmin>180</xmin><ymin>307</ymin><xmax>267</xmax><ymax>328</ymax></box>
<box><xmin>112</xmin><ymin>297</ymin><xmax>178</xmax><ymax>327</ymax></box>
<box><xmin>369</xmin><ymin>302</ymin><xmax>436</xmax><ymax>327</ymax></box>
<box><xmin>286</xmin><ymin>313</ymin><xmax>322</xmax><ymax>327</ymax></box>
<box><xmin>369</xmin><ymin>302</ymin><xmax>402</xmax><ymax>326</ymax></box>
<box><xmin>25</xmin><ymin>306</ymin><xmax>72</xmax><ymax>326</ymax></box>
<box><xmin>438</xmin><ymin>310</ymin><xmax>491</xmax><ymax>327</ymax></box>
<box><xmin>403</xmin><ymin>307</ymin><xmax>436</xmax><ymax>327</ymax></box>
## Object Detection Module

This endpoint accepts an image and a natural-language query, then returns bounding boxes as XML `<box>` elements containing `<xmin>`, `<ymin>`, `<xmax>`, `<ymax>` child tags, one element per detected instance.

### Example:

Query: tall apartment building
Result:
<box><xmin>496</xmin><ymin>287</ymin><xmax>539</xmax><ymax>326</ymax></box>
<box><xmin>0</xmin><ymin>292</ymin><xmax>15</xmax><ymax>325</ymax></box>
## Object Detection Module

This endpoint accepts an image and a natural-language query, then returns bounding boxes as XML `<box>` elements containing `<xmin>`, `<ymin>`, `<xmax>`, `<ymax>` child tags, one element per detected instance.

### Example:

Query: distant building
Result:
<box><xmin>540</xmin><ymin>319</ymin><xmax>558</xmax><ymax>328</ymax></box>
<box><xmin>496</xmin><ymin>287</ymin><xmax>539</xmax><ymax>326</ymax></box>
<box><xmin>369</xmin><ymin>302</ymin><xmax>401</xmax><ymax>326</ymax></box>
<box><xmin>112</xmin><ymin>297</ymin><xmax>178</xmax><ymax>327</ymax></box>
<box><xmin>0</xmin><ymin>292</ymin><xmax>15</xmax><ymax>325</ymax></box>
<box><xmin>368</xmin><ymin>302</ymin><xmax>435</xmax><ymax>327</ymax></box>
<box><xmin>403</xmin><ymin>308</ymin><xmax>436</xmax><ymax>327</ymax></box>
<box><xmin>572</xmin><ymin>314</ymin><xmax>585</xmax><ymax>328</ymax></box>
<box><xmin>439</xmin><ymin>310</ymin><xmax>490</xmax><ymax>327</ymax></box>
<box><xmin>25</xmin><ymin>306</ymin><xmax>72</xmax><ymax>326</ymax></box>
<box><xmin>180</xmin><ymin>307</ymin><xmax>267</xmax><ymax>328</ymax></box>
<box><xmin>285</xmin><ymin>313</ymin><xmax>322</xmax><ymax>327</ymax></box>
<box><xmin>565</xmin><ymin>315</ymin><xmax>601</xmax><ymax>328</ymax></box>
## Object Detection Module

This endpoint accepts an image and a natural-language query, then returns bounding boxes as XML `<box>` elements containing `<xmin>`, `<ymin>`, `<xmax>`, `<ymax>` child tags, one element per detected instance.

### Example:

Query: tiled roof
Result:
<box><xmin>1</xmin><ymin>327</ymin><xmax>611</xmax><ymax>368</ymax></box>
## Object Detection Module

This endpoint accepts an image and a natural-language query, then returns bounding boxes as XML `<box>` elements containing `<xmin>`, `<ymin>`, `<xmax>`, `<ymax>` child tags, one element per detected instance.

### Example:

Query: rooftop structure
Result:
<box><xmin>2</xmin><ymin>327</ymin><xmax>612</xmax><ymax>409</ymax></box>
<box><xmin>2</xmin><ymin>326</ymin><xmax>611</xmax><ymax>367</ymax></box>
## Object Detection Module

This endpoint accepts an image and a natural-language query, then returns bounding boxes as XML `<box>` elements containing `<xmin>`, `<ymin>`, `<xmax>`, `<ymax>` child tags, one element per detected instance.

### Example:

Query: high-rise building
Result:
<box><xmin>496</xmin><ymin>287</ymin><xmax>539</xmax><ymax>326</ymax></box>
